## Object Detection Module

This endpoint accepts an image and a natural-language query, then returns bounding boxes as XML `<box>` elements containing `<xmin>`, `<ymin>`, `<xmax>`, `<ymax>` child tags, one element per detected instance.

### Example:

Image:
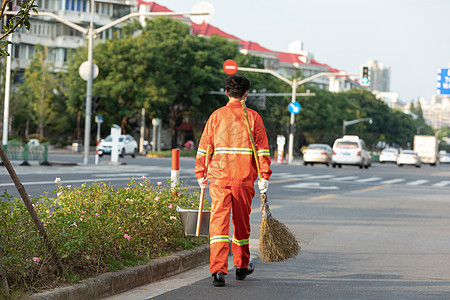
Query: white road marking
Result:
<box><xmin>432</xmin><ymin>181</ymin><xmax>450</xmax><ymax>187</ymax></box>
<box><xmin>304</xmin><ymin>175</ymin><xmax>335</xmax><ymax>180</ymax></box>
<box><xmin>0</xmin><ymin>176</ymin><xmax>188</xmax><ymax>187</ymax></box>
<box><xmin>271</xmin><ymin>173</ymin><xmax>311</xmax><ymax>179</ymax></box>
<box><xmin>284</xmin><ymin>182</ymin><xmax>338</xmax><ymax>190</ymax></box>
<box><xmin>406</xmin><ymin>180</ymin><xmax>429</xmax><ymax>186</ymax></box>
<box><xmin>381</xmin><ymin>178</ymin><xmax>406</xmax><ymax>184</ymax></box>
<box><xmin>355</xmin><ymin>177</ymin><xmax>382</xmax><ymax>183</ymax></box>
<box><xmin>333</xmin><ymin>176</ymin><xmax>359</xmax><ymax>181</ymax></box>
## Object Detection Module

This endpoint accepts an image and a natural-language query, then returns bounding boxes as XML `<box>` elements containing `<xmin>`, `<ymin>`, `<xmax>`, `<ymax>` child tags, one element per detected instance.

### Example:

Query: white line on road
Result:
<box><xmin>355</xmin><ymin>177</ymin><xmax>382</xmax><ymax>183</ymax></box>
<box><xmin>381</xmin><ymin>178</ymin><xmax>406</xmax><ymax>184</ymax></box>
<box><xmin>271</xmin><ymin>173</ymin><xmax>311</xmax><ymax>179</ymax></box>
<box><xmin>284</xmin><ymin>182</ymin><xmax>339</xmax><ymax>190</ymax></box>
<box><xmin>304</xmin><ymin>175</ymin><xmax>335</xmax><ymax>180</ymax></box>
<box><xmin>0</xmin><ymin>176</ymin><xmax>189</xmax><ymax>187</ymax></box>
<box><xmin>432</xmin><ymin>181</ymin><xmax>450</xmax><ymax>187</ymax></box>
<box><xmin>332</xmin><ymin>176</ymin><xmax>359</xmax><ymax>181</ymax></box>
<box><xmin>406</xmin><ymin>179</ymin><xmax>429</xmax><ymax>186</ymax></box>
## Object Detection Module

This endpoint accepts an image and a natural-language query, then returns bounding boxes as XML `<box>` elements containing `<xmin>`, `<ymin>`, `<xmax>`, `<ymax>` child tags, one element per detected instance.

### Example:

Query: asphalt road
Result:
<box><xmin>2</xmin><ymin>154</ymin><xmax>450</xmax><ymax>299</ymax></box>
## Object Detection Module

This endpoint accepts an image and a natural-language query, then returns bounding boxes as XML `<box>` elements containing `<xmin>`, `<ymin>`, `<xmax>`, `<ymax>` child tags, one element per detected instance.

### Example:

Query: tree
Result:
<box><xmin>0</xmin><ymin>0</ymin><xmax>38</xmax><ymax>56</ymax></box>
<box><xmin>16</xmin><ymin>45</ymin><xmax>58</xmax><ymax>138</ymax></box>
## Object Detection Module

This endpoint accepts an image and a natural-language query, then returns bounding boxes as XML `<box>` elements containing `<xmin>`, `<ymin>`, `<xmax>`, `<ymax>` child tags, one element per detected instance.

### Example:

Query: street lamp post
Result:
<box><xmin>238</xmin><ymin>66</ymin><xmax>347</xmax><ymax>164</ymax></box>
<box><xmin>4</xmin><ymin>3</ymin><xmax>213</xmax><ymax>164</ymax></box>
<box><xmin>342</xmin><ymin>118</ymin><xmax>373</xmax><ymax>136</ymax></box>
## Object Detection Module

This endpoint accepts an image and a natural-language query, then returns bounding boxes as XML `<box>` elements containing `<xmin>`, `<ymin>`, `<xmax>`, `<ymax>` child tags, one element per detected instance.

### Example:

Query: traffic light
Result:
<box><xmin>360</xmin><ymin>66</ymin><xmax>370</xmax><ymax>86</ymax></box>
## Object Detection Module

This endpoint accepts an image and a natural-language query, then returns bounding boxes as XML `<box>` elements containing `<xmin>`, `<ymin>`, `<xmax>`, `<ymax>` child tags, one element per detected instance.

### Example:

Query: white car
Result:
<box><xmin>331</xmin><ymin>135</ymin><xmax>371</xmax><ymax>169</ymax></box>
<box><xmin>439</xmin><ymin>151</ymin><xmax>450</xmax><ymax>164</ymax></box>
<box><xmin>98</xmin><ymin>134</ymin><xmax>138</xmax><ymax>157</ymax></box>
<box><xmin>303</xmin><ymin>144</ymin><xmax>332</xmax><ymax>166</ymax></box>
<box><xmin>379</xmin><ymin>148</ymin><xmax>399</xmax><ymax>163</ymax></box>
<box><xmin>397</xmin><ymin>150</ymin><xmax>421</xmax><ymax>168</ymax></box>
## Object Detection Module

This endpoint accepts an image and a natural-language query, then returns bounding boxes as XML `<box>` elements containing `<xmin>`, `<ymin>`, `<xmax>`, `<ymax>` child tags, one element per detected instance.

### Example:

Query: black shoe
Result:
<box><xmin>212</xmin><ymin>272</ymin><xmax>225</xmax><ymax>287</ymax></box>
<box><xmin>235</xmin><ymin>262</ymin><xmax>254</xmax><ymax>280</ymax></box>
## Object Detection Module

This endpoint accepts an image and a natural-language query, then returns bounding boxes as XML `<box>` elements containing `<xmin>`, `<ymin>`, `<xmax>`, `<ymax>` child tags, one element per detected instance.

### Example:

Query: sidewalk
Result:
<box><xmin>30</xmin><ymin>244</ymin><xmax>210</xmax><ymax>300</ymax></box>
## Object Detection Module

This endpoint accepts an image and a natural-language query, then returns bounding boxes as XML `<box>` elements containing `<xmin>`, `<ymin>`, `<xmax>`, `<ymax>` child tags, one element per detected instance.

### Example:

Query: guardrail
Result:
<box><xmin>1</xmin><ymin>139</ymin><xmax>50</xmax><ymax>166</ymax></box>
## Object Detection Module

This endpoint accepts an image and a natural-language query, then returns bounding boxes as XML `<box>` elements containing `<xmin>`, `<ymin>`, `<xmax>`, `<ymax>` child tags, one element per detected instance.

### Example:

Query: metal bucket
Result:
<box><xmin>176</xmin><ymin>206</ymin><xmax>210</xmax><ymax>236</ymax></box>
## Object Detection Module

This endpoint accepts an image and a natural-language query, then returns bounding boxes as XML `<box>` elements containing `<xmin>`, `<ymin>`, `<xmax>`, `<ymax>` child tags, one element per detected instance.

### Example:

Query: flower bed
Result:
<box><xmin>0</xmin><ymin>177</ymin><xmax>208</xmax><ymax>297</ymax></box>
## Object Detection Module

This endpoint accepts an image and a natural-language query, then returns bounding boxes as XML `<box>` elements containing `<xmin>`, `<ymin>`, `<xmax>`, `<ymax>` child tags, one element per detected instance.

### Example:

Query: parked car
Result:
<box><xmin>439</xmin><ymin>151</ymin><xmax>450</xmax><ymax>164</ymax></box>
<box><xmin>302</xmin><ymin>144</ymin><xmax>332</xmax><ymax>166</ymax></box>
<box><xmin>98</xmin><ymin>134</ymin><xmax>138</xmax><ymax>158</ymax></box>
<box><xmin>379</xmin><ymin>148</ymin><xmax>399</xmax><ymax>163</ymax></box>
<box><xmin>397</xmin><ymin>150</ymin><xmax>421</xmax><ymax>167</ymax></box>
<box><xmin>331</xmin><ymin>135</ymin><xmax>371</xmax><ymax>169</ymax></box>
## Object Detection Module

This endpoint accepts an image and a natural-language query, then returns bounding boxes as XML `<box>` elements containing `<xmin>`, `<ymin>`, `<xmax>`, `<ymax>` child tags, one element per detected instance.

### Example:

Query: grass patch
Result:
<box><xmin>0</xmin><ymin>178</ymin><xmax>209</xmax><ymax>297</ymax></box>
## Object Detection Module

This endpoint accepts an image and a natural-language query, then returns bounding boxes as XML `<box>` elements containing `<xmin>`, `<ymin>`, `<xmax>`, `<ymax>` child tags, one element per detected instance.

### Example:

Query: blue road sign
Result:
<box><xmin>288</xmin><ymin>101</ymin><xmax>301</xmax><ymax>114</ymax></box>
<box><xmin>437</xmin><ymin>68</ymin><xmax>450</xmax><ymax>96</ymax></box>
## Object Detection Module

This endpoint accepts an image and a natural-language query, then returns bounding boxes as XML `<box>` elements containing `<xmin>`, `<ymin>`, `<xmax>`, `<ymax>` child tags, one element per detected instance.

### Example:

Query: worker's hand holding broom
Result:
<box><xmin>241</xmin><ymin>100</ymin><xmax>301</xmax><ymax>263</ymax></box>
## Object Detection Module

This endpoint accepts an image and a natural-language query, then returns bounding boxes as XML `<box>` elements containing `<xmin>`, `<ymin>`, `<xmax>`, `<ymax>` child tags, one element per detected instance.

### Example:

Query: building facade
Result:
<box><xmin>9</xmin><ymin>0</ymin><xmax>136</xmax><ymax>72</ymax></box>
<box><xmin>364</xmin><ymin>59</ymin><xmax>390</xmax><ymax>93</ymax></box>
<box><xmin>422</xmin><ymin>96</ymin><xmax>450</xmax><ymax>129</ymax></box>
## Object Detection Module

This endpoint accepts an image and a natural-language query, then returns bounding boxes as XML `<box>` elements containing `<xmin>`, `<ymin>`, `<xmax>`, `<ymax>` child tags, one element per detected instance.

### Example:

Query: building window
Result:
<box><xmin>13</xmin><ymin>44</ymin><xmax>20</xmax><ymax>59</ymax></box>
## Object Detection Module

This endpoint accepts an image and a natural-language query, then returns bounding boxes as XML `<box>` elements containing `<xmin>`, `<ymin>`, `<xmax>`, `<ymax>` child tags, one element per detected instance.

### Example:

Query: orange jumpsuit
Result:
<box><xmin>195</xmin><ymin>100</ymin><xmax>272</xmax><ymax>275</ymax></box>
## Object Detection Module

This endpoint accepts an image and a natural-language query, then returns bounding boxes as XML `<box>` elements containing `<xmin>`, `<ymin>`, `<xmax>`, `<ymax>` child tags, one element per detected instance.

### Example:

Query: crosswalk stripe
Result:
<box><xmin>305</xmin><ymin>175</ymin><xmax>334</xmax><ymax>180</ymax></box>
<box><xmin>406</xmin><ymin>180</ymin><xmax>429</xmax><ymax>186</ymax></box>
<box><xmin>381</xmin><ymin>178</ymin><xmax>406</xmax><ymax>184</ymax></box>
<box><xmin>432</xmin><ymin>181</ymin><xmax>450</xmax><ymax>187</ymax></box>
<box><xmin>355</xmin><ymin>177</ymin><xmax>382</xmax><ymax>183</ymax></box>
<box><xmin>333</xmin><ymin>176</ymin><xmax>359</xmax><ymax>181</ymax></box>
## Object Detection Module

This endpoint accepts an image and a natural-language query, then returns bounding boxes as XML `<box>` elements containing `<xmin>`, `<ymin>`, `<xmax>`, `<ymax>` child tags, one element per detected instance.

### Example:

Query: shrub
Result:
<box><xmin>0</xmin><ymin>177</ymin><xmax>209</xmax><ymax>296</ymax></box>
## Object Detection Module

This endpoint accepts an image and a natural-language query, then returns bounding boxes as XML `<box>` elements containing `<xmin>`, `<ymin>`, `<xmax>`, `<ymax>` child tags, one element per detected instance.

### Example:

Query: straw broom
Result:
<box><xmin>241</xmin><ymin>100</ymin><xmax>301</xmax><ymax>263</ymax></box>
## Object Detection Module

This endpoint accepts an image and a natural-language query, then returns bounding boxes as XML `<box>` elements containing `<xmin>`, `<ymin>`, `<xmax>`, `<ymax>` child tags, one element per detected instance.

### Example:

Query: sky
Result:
<box><xmin>159</xmin><ymin>0</ymin><xmax>450</xmax><ymax>103</ymax></box>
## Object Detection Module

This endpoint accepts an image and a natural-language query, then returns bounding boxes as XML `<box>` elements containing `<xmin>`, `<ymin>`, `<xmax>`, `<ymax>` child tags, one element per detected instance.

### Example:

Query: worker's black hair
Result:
<box><xmin>225</xmin><ymin>75</ymin><xmax>250</xmax><ymax>99</ymax></box>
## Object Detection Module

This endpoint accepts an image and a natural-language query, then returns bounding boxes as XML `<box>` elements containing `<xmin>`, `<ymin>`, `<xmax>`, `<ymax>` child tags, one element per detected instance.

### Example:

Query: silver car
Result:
<box><xmin>303</xmin><ymin>144</ymin><xmax>332</xmax><ymax>166</ymax></box>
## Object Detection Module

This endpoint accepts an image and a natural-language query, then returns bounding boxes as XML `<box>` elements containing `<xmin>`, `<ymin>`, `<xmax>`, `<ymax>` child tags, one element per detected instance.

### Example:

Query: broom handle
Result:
<box><xmin>196</xmin><ymin>144</ymin><xmax>211</xmax><ymax>236</ymax></box>
<box><xmin>241</xmin><ymin>100</ymin><xmax>262</xmax><ymax>180</ymax></box>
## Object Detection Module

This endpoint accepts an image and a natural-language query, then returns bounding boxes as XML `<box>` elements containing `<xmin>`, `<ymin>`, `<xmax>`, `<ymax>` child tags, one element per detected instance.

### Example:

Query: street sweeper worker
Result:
<box><xmin>195</xmin><ymin>74</ymin><xmax>272</xmax><ymax>287</ymax></box>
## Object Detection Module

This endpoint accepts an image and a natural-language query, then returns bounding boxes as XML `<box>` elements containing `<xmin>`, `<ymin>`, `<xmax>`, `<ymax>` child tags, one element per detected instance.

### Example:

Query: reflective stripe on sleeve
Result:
<box><xmin>257</xmin><ymin>149</ymin><xmax>270</xmax><ymax>156</ymax></box>
<box><xmin>210</xmin><ymin>235</ymin><xmax>229</xmax><ymax>244</ymax></box>
<box><xmin>197</xmin><ymin>148</ymin><xmax>207</xmax><ymax>156</ymax></box>
<box><xmin>232</xmin><ymin>236</ymin><xmax>249</xmax><ymax>246</ymax></box>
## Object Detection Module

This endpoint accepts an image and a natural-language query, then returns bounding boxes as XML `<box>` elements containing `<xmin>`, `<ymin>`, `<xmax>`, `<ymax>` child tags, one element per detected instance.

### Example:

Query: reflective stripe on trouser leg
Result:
<box><xmin>209</xmin><ymin>185</ymin><xmax>232</xmax><ymax>274</ymax></box>
<box><xmin>231</xmin><ymin>185</ymin><xmax>254</xmax><ymax>269</ymax></box>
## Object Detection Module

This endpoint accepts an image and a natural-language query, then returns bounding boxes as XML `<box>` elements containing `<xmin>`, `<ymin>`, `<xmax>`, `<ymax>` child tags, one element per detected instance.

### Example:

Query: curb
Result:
<box><xmin>30</xmin><ymin>244</ymin><xmax>210</xmax><ymax>300</ymax></box>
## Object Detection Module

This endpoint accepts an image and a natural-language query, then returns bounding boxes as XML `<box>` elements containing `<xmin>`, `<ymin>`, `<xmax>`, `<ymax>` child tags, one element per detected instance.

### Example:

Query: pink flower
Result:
<box><xmin>33</xmin><ymin>257</ymin><xmax>40</xmax><ymax>263</ymax></box>
<box><xmin>123</xmin><ymin>234</ymin><xmax>131</xmax><ymax>241</ymax></box>
<box><xmin>57</xmin><ymin>191</ymin><xmax>63</xmax><ymax>197</ymax></box>
<box><xmin>170</xmin><ymin>216</ymin><xmax>177</xmax><ymax>220</ymax></box>
<box><xmin>72</xmin><ymin>222</ymin><xmax>77</xmax><ymax>227</ymax></box>
<box><xmin>66</xmin><ymin>185</ymin><xmax>71</xmax><ymax>188</ymax></box>
<box><xmin>154</xmin><ymin>196</ymin><xmax>160</xmax><ymax>201</ymax></box>
<box><xmin>130</xmin><ymin>199</ymin><xmax>134</xmax><ymax>203</ymax></box>
<box><xmin>141</xmin><ymin>176</ymin><xmax>146</xmax><ymax>179</ymax></box>
<box><xmin>77</xmin><ymin>190</ymin><xmax>82</xmax><ymax>194</ymax></box>
<box><xmin>82</xmin><ymin>210</ymin><xmax>86</xmax><ymax>214</ymax></box>
<box><xmin>168</xmin><ymin>204</ymin><xmax>173</xmax><ymax>209</ymax></box>
<box><xmin>124</xmin><ymin>187</ymin><xmax>130</xmax><ymax>191</ymax></box>
<box><xmin>54</xmin><ymin>177</ymin><xmax>61</xmax><ymax>183</ymax></box>
<box><xmin>95</xmin><ymin>213</ymin><xmax>99</xmax><ymax>216</ymax></box>
<box><xmin>139</xmin><ymin>183</ymin><xmax>144</xmax><ymax>187</ymax></box>
<box><xmin>126</xmin><ymin>198</ymin><xmax>130</xmax><ymax>202</ymax></box>
<box><xmin>86</xmin><ymin>256</ymin><xmax>90</xmax><ymax>260</ymax></box>
<box><xmin>157</xmin><ymin>181</ymin><xmax>162</xmax><ymax>186</ymax></box>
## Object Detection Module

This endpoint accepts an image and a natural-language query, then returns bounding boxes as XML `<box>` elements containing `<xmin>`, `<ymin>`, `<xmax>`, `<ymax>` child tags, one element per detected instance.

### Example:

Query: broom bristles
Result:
<box><xmin>259</xmin><ymin>194</ymin><xmax>301</xmax><ymax>263</ymax></box>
